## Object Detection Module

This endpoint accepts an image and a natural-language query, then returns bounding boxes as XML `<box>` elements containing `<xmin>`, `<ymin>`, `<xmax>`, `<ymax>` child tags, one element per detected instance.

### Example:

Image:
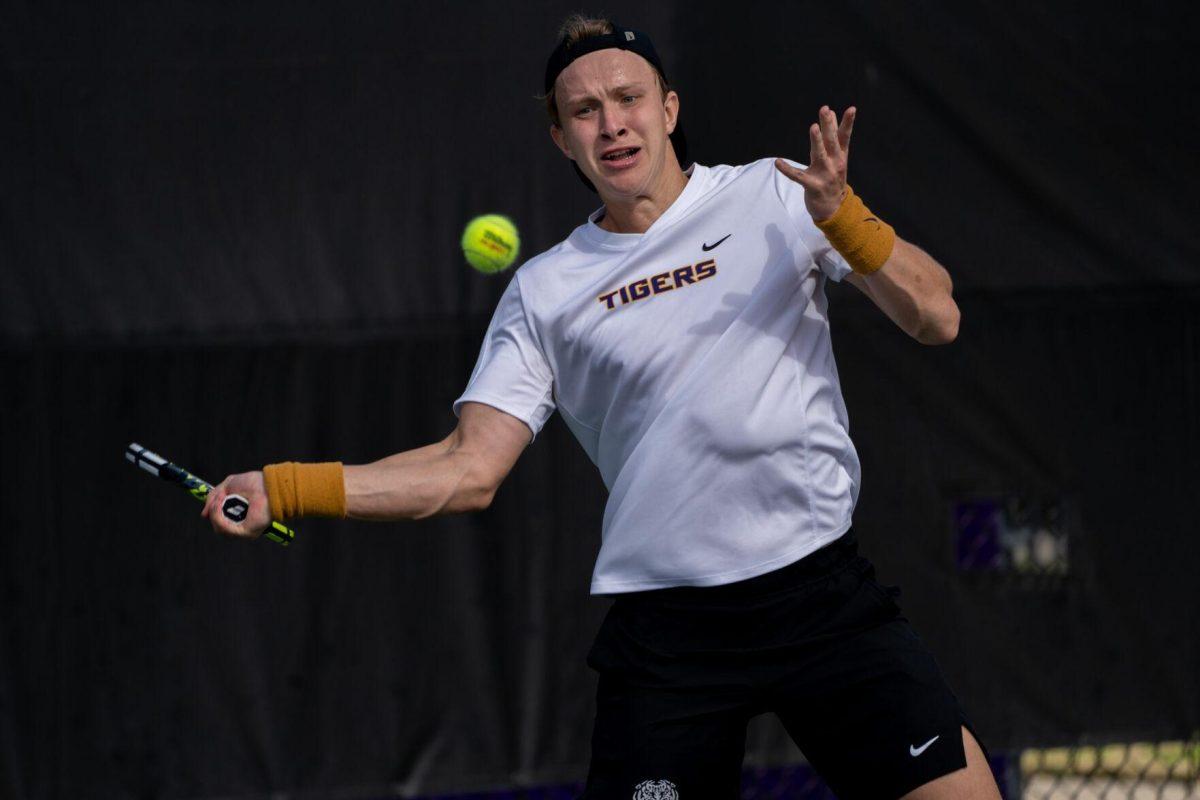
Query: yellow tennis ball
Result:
<box><xmin>461</xmin><ymin>214</ymin><xmax>520</xmax><ymax>274</ymax></box>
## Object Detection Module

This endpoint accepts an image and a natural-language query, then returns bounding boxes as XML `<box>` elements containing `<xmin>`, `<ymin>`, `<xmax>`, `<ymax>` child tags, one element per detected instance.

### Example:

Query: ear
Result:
<box><xmin>663</xmin><ymin>90</ymin><xmax>680</xmax><ymax>135</ymax></box>
<box><xmin>549</xmin><ymin>124</ymin><xmax>575</xmax><ymax>161</ymax></box>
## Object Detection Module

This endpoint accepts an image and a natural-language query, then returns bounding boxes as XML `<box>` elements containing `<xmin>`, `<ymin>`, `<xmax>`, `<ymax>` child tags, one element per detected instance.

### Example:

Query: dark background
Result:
<box><xmin>2</xmin><ymin>1</ymin><xmax>1197</xmax><ymax>797</ymax></box>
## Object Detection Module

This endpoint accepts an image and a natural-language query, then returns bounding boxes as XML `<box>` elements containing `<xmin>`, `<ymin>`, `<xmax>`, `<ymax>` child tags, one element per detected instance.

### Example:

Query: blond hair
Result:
<box><xmin>542</xmin><ymin>14</ymin><xmax>670</xmax><ymax>126</ymax></box>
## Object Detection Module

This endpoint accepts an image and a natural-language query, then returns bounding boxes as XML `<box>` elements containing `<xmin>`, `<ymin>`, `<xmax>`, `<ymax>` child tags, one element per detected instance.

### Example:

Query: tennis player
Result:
<box><xmin>204</xmin><ymin>16</ymin><xmax>1002</xmax><ymax>799</ymax></box>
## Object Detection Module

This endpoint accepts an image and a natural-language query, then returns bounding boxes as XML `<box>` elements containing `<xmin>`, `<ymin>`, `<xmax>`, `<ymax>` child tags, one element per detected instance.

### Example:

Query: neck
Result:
<box><xmin>596</xmin><ymin>160</ymin><xmax>690</xmax><ymax>234</ymax></box>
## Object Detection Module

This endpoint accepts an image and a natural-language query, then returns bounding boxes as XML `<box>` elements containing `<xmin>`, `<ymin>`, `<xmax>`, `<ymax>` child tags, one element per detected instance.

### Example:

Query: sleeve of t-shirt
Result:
<box><xmin>771</xmin><ymin>157</ymin><xmax>854</xmax><ymax>283</ymax></box>
<box><xmin>452</xmin><ymin>274</ymin><xmax>556</xmax><ymax>442</ymax></box>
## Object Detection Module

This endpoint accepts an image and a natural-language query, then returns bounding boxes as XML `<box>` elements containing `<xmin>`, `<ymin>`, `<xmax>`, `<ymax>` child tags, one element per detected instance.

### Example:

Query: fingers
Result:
<box><xmin>817</xmin><ymin>104</ymin><xmax>857</xmax><ymax>161</ymax></box>
<box><xmin>206</xmin><ymin>481</ymin><xmax>230</xmax><ymax>530</ymax></box>
<box><xmin>775</xmin><ymin>158</ymin><xmax>813</xmax><ymax>188</ymax></box>
<box><xmin>212</xmin><ymin>480</ymin><xmax>229</xmax><ymax>519</ymax></box>
<box><xmin>782</xmin><ymin>106</ymin><xmax>855</xmax><ymax>219</ymax></box>
<box><xmin>818</xmin><ymin>105</ymin><xmax>840</xmax><ymax>160</ymax></box>
<box><xmin>838</xmin><ymin>106</ymin><xmax>856</xmax><ymax>154</ymax></box>
<box><xmin>201</xmin><ymin>478</ymin><xmax>224</xmax><ymax>519</ymax></box>
<box><xmin>780</xmin><ymin>105</ymin><xmax>856</xmax><ymax>179</ymax></box>
<box><xmin>202</xmin><ymin>477</ymin><xmax>239</xmax><ymax>538</ymax></box>
<box><xmin>809</xmin><ymin>119</ymin><xmax>829</xmax><ymax>167</ymax></box>
<box><xmin>784</xmin><ymin>105</ymin><xmax>856</xmax><ymax>221</ymax></box>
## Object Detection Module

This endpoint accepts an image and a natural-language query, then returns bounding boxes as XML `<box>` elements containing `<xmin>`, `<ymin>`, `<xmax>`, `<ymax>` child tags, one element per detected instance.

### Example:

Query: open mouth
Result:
<box><xmin>600</xmin><ymin>147</ymin><xmax>641</xmax><ymax>166</ymax></box>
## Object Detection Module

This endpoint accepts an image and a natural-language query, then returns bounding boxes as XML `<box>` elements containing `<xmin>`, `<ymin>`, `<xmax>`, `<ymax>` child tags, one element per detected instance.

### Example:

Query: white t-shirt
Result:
<box><xmin>454</xmin><ymin>158</ymin><xmax>861</xmax><ymax>594</ymax></box>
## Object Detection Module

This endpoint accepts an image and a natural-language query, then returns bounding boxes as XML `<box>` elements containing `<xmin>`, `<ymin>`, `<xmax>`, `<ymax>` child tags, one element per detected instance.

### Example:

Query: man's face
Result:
<box><xmin>550</xmin><ymin>49</ymin><xmax>679</xmax><ymax>200</ymax></box>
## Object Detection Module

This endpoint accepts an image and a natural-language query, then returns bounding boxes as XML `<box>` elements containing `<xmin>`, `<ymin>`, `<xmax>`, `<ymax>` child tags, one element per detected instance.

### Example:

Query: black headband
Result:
<box><xmin>544</xmin><ymin>24</ymin><xmax>689</xmax><ymax>192</ymax></box>
<box><xmin>543</xmin><ymin>26</ymin><xmax>668</xmax><ymax>94</ymax></box>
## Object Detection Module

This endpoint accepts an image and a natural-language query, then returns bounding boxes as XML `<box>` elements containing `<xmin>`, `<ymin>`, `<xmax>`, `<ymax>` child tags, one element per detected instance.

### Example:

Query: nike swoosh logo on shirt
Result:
<box><xmin>701</xmin><ymin>234</ymin><xmax>731</xmax><ymax>251</ymax></box>
<box><xmin>910</xmin><ymin>735</ymin><xmax>940</xmax><ymax>757</ymax></box>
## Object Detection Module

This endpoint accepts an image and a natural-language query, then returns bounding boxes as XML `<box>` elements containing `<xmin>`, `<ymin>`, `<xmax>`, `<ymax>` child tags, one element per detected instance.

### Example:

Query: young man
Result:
<box><xmin>204</xmin><ymin>16</ymin><xmax>1001</xmax><ymax>800</ymax></box>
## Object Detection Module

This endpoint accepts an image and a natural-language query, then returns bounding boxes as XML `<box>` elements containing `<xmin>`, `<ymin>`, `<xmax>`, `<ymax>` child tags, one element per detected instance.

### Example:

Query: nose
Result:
<box><xmin>597</xmin><ymin>102</ymin><xmax>628</xmax><ymax>140</ymax></box>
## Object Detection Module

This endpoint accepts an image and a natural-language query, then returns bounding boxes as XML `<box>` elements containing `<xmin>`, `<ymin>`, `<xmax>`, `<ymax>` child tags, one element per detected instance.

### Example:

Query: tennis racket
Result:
<box><xmin>126</xmin><ymin>443</ymin><xmax>296</xmax><ymax>546</ymax></box>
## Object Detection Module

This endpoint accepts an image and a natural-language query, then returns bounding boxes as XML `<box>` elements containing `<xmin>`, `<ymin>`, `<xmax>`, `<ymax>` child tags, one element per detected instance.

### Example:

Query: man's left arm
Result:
<box><xmin>775</xmin><ymin>105</ymin><xmax>960</xmax><ymax>346</ymax></box>
<box><xmin>843</xmin><ymin>240</ymin><xmax>960</xmax><ymax>345</ymax></box>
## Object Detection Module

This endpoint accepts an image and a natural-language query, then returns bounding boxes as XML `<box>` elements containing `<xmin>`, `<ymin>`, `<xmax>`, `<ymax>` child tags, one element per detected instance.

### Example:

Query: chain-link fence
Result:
<box><xmin>1018</xmin><ymin>740</ymin><xmax>1200</xmax><ymax>799</ymax></box>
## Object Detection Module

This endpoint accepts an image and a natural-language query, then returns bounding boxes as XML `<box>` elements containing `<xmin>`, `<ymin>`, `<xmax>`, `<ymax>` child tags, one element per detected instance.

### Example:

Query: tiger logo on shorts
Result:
<box><xmin>632</xmin><ymin>779</ymin><xmax>679</xmax><ymax>800</ymax></box>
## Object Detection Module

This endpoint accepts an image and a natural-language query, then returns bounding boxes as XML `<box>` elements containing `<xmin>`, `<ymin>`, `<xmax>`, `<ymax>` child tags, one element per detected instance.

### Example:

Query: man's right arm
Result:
<box><xmin>344</xmin><ymin>401</ymin><xmax>531</xmax><ymax>520</ymax></box>
<box><xmin>202</xmin><ymin>402</ymin><xmax>532</xmax><ymax>539</ymax></box>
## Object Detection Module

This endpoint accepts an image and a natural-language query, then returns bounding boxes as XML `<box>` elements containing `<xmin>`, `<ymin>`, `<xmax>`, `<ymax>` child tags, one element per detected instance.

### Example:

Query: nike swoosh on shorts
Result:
<box><xmin>910</xmin><ymin>735</ymin><xmax>940</xmax><ymax>757</ymax></box>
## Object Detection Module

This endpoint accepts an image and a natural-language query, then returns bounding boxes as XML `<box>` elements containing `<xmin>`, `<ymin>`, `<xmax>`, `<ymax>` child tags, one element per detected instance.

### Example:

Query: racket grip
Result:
<box><xmin>221</xmin><ymin>494</ymin><xmax>296</xmax><ymax>547</ymax></box>
<box><xmin>264</xmin><ymin>521</ymin><xmax>296</xmax><ymax>546</ymax></box>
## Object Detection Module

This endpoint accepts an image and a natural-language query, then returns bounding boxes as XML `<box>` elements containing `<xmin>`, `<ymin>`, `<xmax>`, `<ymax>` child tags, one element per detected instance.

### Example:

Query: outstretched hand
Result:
<box><xmin>775</xmin><ymin>105</ymin><xmax>856</xmax><ymax>222</ymax></box>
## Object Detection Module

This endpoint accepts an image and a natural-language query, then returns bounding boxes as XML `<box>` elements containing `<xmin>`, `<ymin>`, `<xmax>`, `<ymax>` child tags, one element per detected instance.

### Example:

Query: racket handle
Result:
<box><xmin>264</xmin><ymin>521</ymin><xmax>296</xmax><ymax>546</ymax></box>
<box><xmin>221</xmin><ymin>494</ymin><xmax>296</xmax><ymax>546</ymax></box>
<box><xmin>127</xmin><ymin>443</ymin><xmax>296</xmax><ymax>547</ymax></box>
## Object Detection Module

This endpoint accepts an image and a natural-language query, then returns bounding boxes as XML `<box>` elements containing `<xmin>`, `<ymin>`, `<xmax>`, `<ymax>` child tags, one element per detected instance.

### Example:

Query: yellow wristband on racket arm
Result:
<box><xmin>814</xmin><ymin>185</ymin><xmax>896</xmax><ymax>276</ymax></box>
<box><xmin>262</xmin><ymin>462</ymin><xmax>347</xmax><ymax>521</ymax></box>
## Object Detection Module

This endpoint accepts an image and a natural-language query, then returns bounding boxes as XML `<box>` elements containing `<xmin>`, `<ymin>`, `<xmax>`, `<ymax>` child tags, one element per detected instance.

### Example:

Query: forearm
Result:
<box><xmin>774</xmin><ymin>106</ymin><xmax>960</xmax><ymax>345</ymax></box>
<box><xmin>856</xmin><ymin>238</ymin><xmax>960</xmax><ymax>345</ymax></box>
<box><xmin>343</xmin><ymin>436</ymin><xmax>492</xmax><ymax>521</ymax></box>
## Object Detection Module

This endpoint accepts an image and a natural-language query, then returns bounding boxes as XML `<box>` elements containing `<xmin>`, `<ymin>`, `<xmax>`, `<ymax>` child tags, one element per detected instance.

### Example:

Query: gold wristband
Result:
<box><xmin>814</xmin><ymin>184</ymin><xmax>896</xmax><ymax>275</ymax></box>
<box><xmin>262</xmin><ymin>462</ymin><xmax>346</xmax><ymax>521</ymax></box>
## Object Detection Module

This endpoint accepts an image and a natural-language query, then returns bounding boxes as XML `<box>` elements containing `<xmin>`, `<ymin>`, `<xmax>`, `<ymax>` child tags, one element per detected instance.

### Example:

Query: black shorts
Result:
<box><xmin>582</xmin><ymin>531</ymin><xmax>984</xmax><ymax>800</ymax></box>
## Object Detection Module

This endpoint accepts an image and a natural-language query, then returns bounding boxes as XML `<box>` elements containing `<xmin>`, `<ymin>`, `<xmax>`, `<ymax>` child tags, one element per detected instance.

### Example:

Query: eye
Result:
<box><xmin>574</xmin><ymin>104</ymin><xmax>594</xmax><ymax>117</ymax></box>
<box><xmin>622</xmin><ymin>94</ymin><xmax>638</xmax><ymax>105</ymax></box>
